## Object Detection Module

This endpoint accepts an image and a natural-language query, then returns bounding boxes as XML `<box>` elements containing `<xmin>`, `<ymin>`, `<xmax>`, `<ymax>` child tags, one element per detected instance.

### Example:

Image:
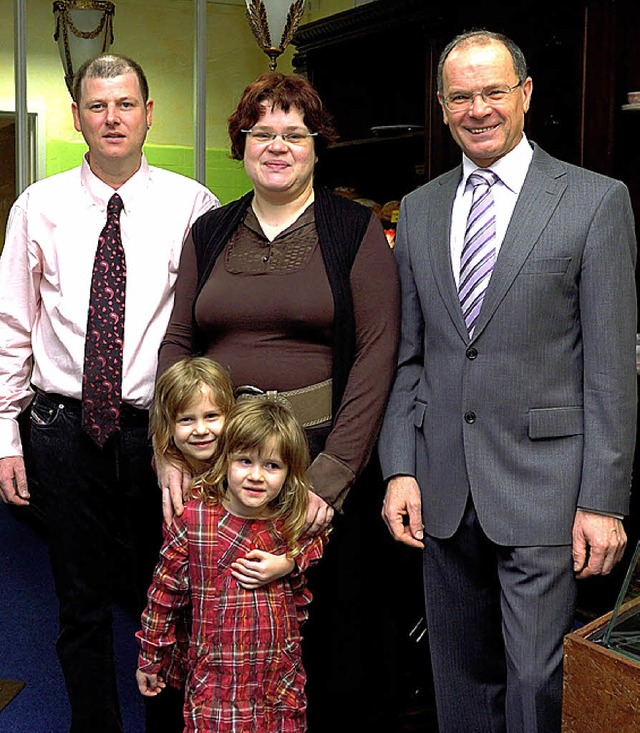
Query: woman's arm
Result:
<box><xmin>307</xmin><ymin>216</ymin><xmax>401</xmax><ymax>510</ymax></box>
<box><xmin>155</xmin><ymin>232</ymin><xmax>200</xmax><ymax>519</ymax></box>
<box><xmin>157</xmin><ymin>230</ymin><xmax>200</xmax><ymax>376</ymax></box>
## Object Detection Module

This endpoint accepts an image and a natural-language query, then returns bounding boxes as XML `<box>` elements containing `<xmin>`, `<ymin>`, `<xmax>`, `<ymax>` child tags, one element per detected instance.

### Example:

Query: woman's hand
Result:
<box><xmin>304</xmin><ymin>490</ymin><xmax>334</xmax><ymax>534</ymax></box>
<box><xmin>154</xmin><ymin>452</ymin><xmax>192</xmax><ymax>525</ymax></box>
<box><xmin>230</xmin><ymin>549</ymin><xmax>295</xmax><ymax>589</ymax></box>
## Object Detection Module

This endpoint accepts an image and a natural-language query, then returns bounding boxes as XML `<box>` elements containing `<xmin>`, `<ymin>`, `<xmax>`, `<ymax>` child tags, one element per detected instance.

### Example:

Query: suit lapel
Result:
<box><xmin>426</xmin><ymin>167</ymin><xmax>470</xmax><ymax>341</ymax></box>
<box><xmin>471</xmin><ymin>145</ymin><xmax>568</xmax><ymax>341</ymax></box>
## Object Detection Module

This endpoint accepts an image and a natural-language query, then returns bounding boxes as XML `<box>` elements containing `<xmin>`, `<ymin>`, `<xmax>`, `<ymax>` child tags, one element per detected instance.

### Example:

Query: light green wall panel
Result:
<box><xmin>45</xmin><ymin>141</ymin><xmax>251</xmax><ymax>205</ymax></box>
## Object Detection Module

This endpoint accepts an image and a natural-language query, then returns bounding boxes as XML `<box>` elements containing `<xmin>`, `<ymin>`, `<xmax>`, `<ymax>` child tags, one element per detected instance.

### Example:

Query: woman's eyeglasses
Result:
<box><xmin>241</xmin><ymin>128</ymin><xmax>318</xmax><ymax>145</ymax></box>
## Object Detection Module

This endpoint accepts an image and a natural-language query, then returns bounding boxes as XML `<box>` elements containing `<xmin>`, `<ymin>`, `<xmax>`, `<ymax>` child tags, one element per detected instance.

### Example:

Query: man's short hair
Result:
<box><xmin>73</xmin><ymin>53</ymin><xmax>149</xmax><ymax>104</ymax></box>
<box><xmin>437</xmin><ymin>30</ymin><xmax>528</xmax><ymax>95</ymax></box>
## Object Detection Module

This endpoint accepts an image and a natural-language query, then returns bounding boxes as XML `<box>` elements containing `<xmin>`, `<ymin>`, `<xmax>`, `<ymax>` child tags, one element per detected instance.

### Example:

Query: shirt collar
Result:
<box><xmin>461</xmin><ymin>134</ymin><xmax>533</xmax><ymax>194</ymax></box>
<box><xmin>243</xmin><ymin>200</ymin><xmax>316</xmax><ymax>239</ymax></box>
<box><xmin>80</xmin><ymin>152</ymin><xmax>151</xmax><ymax>212</ymax></box>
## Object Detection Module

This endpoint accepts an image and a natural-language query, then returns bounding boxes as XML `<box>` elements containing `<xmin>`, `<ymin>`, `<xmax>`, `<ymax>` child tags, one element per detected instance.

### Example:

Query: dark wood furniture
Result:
<box><xmin>293</xmin><ymin>0</ymin><xmax>639</xmax><ymax>225</ymax></box>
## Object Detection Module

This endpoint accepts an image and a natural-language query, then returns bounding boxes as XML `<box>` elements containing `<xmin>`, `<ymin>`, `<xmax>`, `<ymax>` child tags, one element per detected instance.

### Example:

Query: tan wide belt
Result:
<box><xmin>235</xmin><ymin>379</ymin><xmax>332</xmax><ymax>428</ymax></box>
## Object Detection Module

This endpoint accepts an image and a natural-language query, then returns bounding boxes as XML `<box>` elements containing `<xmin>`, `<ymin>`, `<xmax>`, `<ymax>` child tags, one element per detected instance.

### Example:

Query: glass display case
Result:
<box><xmin>589</xmin><ymin>541</ymin><xmax>640</xmax><ymax>663</ymax></box>
<box><xmin>562</xmin><ymin>542</ymin><xmax>640</xmax><ymax>732</ymax></box>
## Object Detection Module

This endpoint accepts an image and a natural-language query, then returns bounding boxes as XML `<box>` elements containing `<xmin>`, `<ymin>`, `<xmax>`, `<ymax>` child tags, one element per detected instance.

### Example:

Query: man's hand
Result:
<box><xmin>155</xmin><ymin>453</ymin><xmax>192</xmax><ymax>525</ymax></box>
<box><xmin>572</xmin><ymin>509</ymin><xmax>627</xmax><ymax>579</ymax></box>
<box><xmin>382</xmin><ymin>475</ymin><xmax>424</xmax><ymax>549</ymax></box>
<box><xmin>304</xmin><ymin>491</ymin><xmax>334</xmax><ymax>535</ymax></box>
<box><xmin>230</xmin><ymin>549</ymin><xmax>295</xmax><ymax>589</ymax></box>
<box><xmin>0</xmin><ymin>456</ymin><xmax>29</xmax><ymax>506</ymax></box>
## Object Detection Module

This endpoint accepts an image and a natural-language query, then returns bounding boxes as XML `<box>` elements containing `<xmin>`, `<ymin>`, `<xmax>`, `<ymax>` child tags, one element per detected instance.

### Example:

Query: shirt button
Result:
<box><xmin>464</xmin><ymin>411</ymin><xmax>476</xmax><ymax>424</ymax></box>
<box><xmin>251</xmin><ymin>523</ymin><xmax>259</xmax><ymax>531</ymax></box>
<box><xmin>466</xmin><ymin>347</ymin><xmax>478</xmax><ymax>360</ymax></box>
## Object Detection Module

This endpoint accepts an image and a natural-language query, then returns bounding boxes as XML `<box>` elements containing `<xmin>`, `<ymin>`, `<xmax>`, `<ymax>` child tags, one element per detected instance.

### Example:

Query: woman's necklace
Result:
<box><xmin>252</xmin><ymin>189</ymin><xmax>315</xmax><ymax>241</ymax></box>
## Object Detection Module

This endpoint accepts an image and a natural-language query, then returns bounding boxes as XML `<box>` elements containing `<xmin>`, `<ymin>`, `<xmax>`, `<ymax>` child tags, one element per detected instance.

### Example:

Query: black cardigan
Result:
<box><xmin>189</xmin><ymin>186</ymin><xmax>373</xmax><ymax>419</ymax></box>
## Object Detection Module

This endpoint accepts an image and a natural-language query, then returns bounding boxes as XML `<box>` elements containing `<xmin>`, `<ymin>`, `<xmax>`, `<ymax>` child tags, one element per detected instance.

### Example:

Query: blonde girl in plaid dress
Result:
<box><xmin>136</xmin><ymin>397</ymin><xmax>327</xmax><ymax>732</ymax></box>
<box><xmin>144</xmin><ymin>355</ymin><xmax>235</xmax><ymax>725</ymax></box>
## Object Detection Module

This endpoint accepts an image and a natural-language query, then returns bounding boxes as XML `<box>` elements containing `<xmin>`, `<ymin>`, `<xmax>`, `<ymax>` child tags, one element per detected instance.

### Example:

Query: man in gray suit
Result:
<box><xmin>378</xmin><ymin>30</ymin><xmax>636</xmax><ymax>733</ymax></box>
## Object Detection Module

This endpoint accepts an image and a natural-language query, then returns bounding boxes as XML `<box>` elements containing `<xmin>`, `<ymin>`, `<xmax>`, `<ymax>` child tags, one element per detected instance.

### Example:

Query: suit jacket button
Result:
<box><xmin>466</xmin><ymin>347</ymin><xmax>478</xmax><ymax>360</ymax></box>
<box><xmin>464</xmin><ymin>411</ymin><xmax>476</xmax><ymax>424</ymax></box>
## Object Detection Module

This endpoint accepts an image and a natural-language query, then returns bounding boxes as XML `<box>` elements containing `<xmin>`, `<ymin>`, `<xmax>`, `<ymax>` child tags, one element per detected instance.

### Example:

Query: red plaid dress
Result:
<box><xmin>137</xmin><ymin>500</ymin><xmax>327</xmax><ymax>732</ymax></box>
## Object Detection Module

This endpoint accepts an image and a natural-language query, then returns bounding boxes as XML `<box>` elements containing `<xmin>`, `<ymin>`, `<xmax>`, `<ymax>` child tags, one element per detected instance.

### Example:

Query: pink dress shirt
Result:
<box><xmin>0</xmin><ymin>154</ymin><xmax>219</xmax><ymax>458</ymax></box>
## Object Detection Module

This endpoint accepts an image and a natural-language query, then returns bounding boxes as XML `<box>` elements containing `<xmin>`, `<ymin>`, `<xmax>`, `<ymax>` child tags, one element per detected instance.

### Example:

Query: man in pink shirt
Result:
<box><xmin>0</xmin><ymin>54</ymin><xmax>218</xmax><ymax>732</ymax></box>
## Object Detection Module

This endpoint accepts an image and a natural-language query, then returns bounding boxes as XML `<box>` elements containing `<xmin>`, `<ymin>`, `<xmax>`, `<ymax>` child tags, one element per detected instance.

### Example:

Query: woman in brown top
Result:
<box><xmin>157</xmin><ymin>72</ymin><xmax>400</xmax><ymax>733</ymax></box>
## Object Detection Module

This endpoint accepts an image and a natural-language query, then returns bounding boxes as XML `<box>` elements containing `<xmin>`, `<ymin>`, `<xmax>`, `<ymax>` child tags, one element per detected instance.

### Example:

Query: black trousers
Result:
<box><xmin>28</xmin><ymin>390</ymin><xmax>180</xmax><ymax>733</ymax></box>
<box><xmin>301</xmin><ymin>448</ymin><xmax>404</xmax><ymax>733</ymax></box>
<box><xmin>422</xmin><ymin>499</ymin><xmax>576</xmax><ymax>733</ymax></box>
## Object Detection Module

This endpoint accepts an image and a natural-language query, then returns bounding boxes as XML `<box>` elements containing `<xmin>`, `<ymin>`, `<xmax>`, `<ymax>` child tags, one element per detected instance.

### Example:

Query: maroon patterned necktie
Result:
<box><xmin>81</xmin><ymin>193</ymin><xmax>126</xmax><ymax>446</ymax></box>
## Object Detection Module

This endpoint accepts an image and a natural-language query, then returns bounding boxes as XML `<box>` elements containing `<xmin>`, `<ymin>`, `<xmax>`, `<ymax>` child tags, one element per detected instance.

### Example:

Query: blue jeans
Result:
<box><xmin>29</xmin><ymin>390</ymin><xmax>164</xmax><ymax>733</ymax></box>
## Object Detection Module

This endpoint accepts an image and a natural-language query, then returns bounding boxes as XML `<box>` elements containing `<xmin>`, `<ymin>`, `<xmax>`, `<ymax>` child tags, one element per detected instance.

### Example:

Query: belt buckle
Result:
<box><xmin>234</xmin><ymin>384</ymin><xmax>266</xmax><ymax>399</ymax></box>
<box><xmin>234</xmin><ymin>385</ymin><xmax>293</xmax><ymax>411</ymax></box>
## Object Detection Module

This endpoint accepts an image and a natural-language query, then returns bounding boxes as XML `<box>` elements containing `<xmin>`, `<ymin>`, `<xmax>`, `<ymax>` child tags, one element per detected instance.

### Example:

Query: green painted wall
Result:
<box><xmin>0</xmin><ymin>0</ymin><xmax>354</xmax><ymax>247</ymax></box>
<box><xmin>45</xmin><ymin>140</ymin><xmax>252</xmax><ymax>205</ymax></box>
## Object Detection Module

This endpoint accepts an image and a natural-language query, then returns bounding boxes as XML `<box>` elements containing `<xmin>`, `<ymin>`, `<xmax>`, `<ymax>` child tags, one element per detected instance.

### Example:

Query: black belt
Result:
<box><xmin>35</xmin><ymin>389</ymin><xmax>149</xmax><ymax>426</ymax></box>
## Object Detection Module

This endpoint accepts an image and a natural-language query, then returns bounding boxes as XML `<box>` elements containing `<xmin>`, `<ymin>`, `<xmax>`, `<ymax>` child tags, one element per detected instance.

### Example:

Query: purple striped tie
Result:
<box><xmin>459</xmin><ymin>169</ymin><xmax>498</xmax><ymax>337</ymax></box>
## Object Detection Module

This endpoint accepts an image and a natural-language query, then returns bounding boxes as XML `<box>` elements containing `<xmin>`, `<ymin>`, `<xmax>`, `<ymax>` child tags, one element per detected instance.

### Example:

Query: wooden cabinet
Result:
<box><xmin>293</xmin><ymin>0</ymin><xmax>443</xmax><ymax>203</ymax></box>
<box><xmin>563</xmin><ymin>596</ymin><xmax>640</xmax><ymax>732</ymax></box>
<box><xmin>607</xmin><ymin>3</ymin><xmax>640</xmax><ymax>253</ymax></box>
<box><xmin>293</xmin><ymin>0</ymin><xmax>638</xmax><ymax>220</ymax></box>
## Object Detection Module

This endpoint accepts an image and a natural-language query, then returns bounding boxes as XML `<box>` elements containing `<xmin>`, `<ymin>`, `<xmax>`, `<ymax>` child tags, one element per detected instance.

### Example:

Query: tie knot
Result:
<box><xmin>107</xmin><ymin>193</ymin><xmax>124</xmax><ymax>215</ymax></box>
<box><xmin>468</xmin><ymin>169</ymin><xmax>498</xmax><ymax>189</ymax></box>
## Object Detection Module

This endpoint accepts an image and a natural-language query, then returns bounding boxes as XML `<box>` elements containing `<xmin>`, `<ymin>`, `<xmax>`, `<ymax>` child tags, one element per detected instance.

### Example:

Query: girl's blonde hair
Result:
<box><xmin>194</xmin><ymin>397</ymin><xmax>311</xmax><ymax>555</ymax></box>
<box><xmin>150</xmin><ymin>357</ymin><xmax>235</xmax><ymax>473</ymax></box>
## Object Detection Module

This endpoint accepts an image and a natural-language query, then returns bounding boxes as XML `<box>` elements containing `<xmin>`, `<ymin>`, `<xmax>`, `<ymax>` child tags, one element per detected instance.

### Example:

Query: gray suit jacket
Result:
<box><xmin>378</xmin><ymin>144</ymin><xmax>637</xmax><ymax>545</ymax></box>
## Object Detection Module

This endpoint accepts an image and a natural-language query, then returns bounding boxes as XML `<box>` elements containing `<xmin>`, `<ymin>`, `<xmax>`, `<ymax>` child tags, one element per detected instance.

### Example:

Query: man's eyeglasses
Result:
<box><xmin>241</xmin><ymin>128</ymin><xmax>318</xmax><ymax>145</ymax></box>
<box><xmin>441</xmin><ymin>81</ymin><xmax>523</xmax><ymax>112</ymax></box>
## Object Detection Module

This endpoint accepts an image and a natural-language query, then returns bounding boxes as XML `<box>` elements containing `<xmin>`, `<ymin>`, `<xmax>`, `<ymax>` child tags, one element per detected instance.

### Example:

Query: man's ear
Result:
<box><xmin>146</xmin><ymin>99</ymin><xmax>154</xmax><ymax>129</ymax></box>
<box><xmin>71</xmin><ymin>102</ymin><xmax>82</xmax><ymax>133</ymax></box>
<box><xmin>522</xmin><ymin>77</ymin><xmax>533</xmax><ymax>114</ymax></box>
<box><xmin>437</xmin><ymin>94</ymin><xmax>450</xmax><ymax>127</ymax></box>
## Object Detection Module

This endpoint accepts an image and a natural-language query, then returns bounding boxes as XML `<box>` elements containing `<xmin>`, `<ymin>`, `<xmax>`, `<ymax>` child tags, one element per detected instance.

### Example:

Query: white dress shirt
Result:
<box><xmin>450</xmin><ymin>134</ymin><xmax>534</xmax><ymax>284</ymax></box>
<box><xmin>0</xmin><ymin>153</ymin><xmax>219</xmax><ymax>458</ymax></box>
